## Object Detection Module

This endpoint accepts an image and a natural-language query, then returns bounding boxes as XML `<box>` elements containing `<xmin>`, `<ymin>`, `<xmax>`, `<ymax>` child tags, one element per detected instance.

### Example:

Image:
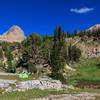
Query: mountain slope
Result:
<box><xmin>66</xmin><ymin>24</ymin><xmax>100</xmax><ymax>58</ymax></box>
<box><xmin>79</xmin><ymin>24</ymin><xmax>100</xmax><ymax>58</ymax></box>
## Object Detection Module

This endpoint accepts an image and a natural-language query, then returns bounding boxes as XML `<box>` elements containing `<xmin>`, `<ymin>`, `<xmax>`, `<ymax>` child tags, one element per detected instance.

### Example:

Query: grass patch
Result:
<box><xmin>71</xmin><ymin>58</ymin><xmax>100</xmax><ymax>78</ymax></box>
<box><xmin>49</xmin><ymin>72</ymin><xmax>67</xmax><ymax>84</ymax></box>
<box><xmin>0</xmin><ymin>88</ymin><xmax>78</xmax><ymax>100</ymax></box>
<box><xmin>67</xmin><ymin>58</ymin><xmax>100</xmax><ymax>88</ymax></box>
<box><xmin>0</xmin><ymin>88</ymin><xmax>100</xmax><ymax>100</ymax></box>
<box><xmin>95</xmin><ymin>96</ymin><xmax>100</xmax><ymax>100</ymax></box>
<box><xmin>78</xmin><ymin>88</ymin><xmax>100</xmax><ymax>93</ymax></box>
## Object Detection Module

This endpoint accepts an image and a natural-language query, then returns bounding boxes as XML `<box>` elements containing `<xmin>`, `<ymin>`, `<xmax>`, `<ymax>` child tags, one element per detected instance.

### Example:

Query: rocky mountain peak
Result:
<box><xmin>88</xmin><ymin>24</ymin><xmax>100</xmax><ymax>31</ymax></box>
<box><xmin>5</xmin><ymin>25</ymin><xmax>24</xmax><ymax>35</ymax></box>
<box><xmin>0</xmin><ymin>25</ymin><xmax>26</xmax><ymax>43</ymax></box>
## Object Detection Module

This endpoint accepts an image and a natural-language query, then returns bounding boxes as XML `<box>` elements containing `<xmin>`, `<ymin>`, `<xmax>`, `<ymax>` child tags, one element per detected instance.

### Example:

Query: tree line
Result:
<box><xmin>0</xmin><ymin>25</ymin><xmax>81</xmax><ymax>83</ymax></box>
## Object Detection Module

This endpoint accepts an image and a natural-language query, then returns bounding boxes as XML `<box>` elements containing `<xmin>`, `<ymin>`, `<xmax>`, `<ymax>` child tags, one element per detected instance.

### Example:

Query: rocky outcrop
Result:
<box><xmin>67</xmin><ymin>37</ymin><xmax>100</xmax><ymax>58</ymax></box>
<box><xmin>17</xmin><ymin>79</ymin><xmax>62</xmax><ymax>90</ymax></box>
<box><xmin>0</xmin><ymin>25</ymin><xmax>26</xmax><ymax>43</ymax></box>
<box><xmin>0</xmin><ymin>76</ymin><xmax>74</xmax><ymax>93</ymax></box>
<box><xmin>77</xmin><ymin>42</ymin><xmax>100</xmax><ymax>58</ymax></box>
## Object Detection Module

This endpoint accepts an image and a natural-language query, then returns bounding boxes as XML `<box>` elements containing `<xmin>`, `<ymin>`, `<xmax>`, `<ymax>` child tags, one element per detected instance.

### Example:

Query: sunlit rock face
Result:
<box><xmin>0</xmin><ymin>25</ymin><xmax>26</xmax><ymax>43</ymax></box>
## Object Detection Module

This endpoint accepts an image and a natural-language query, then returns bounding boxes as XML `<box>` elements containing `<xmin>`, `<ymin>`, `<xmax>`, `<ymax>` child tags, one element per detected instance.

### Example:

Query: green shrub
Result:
<box><xmin>67</xmin><ymin>80</ymin><xmax>78</xmax><ymax>87</ymax></box>
<box><xmin>49</xmin><ymin>72</ymin><xmax>67</xmax><ymax>84</ymax></box>
<box><xmin>28</xmin><ymin>62</ymin><xmax>37</xmax><ymax>74</ymax></box>
<box><xmin>69</xmin><ymin>77</ymin><xmax>100</xmax><ymax>88</ymax></box>
<box><xmin>6</xmin><ymin>62</ymin><xmax>16</xmax><ymax>73</ymax></box>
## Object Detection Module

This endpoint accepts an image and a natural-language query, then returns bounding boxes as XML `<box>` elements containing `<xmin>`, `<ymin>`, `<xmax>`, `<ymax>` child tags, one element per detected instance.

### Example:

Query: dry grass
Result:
<box><xmin>0</xmin><ymin>75</ymin><xmax>39</xmax><ymax>81</ymax></box>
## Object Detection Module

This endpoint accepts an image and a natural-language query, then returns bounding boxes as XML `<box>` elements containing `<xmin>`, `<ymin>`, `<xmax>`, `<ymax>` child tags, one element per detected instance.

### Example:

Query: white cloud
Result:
<box><xmin>70</xmin><ymin>7</ymin><xmax>94</xmax><ymax>14</ymax></box>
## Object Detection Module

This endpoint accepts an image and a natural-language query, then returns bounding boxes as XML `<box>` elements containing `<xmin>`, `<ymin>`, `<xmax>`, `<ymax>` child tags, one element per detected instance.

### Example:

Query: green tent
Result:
<box><xmin>19</xmin><ymin>73</ymin><xmax>28</xmax><ymax>78</ymax></box>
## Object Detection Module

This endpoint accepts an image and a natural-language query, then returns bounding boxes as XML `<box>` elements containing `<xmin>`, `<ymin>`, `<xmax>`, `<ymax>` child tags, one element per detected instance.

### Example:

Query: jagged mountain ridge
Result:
<box><xmin>0</xmin><ymin>25</ymin><xmax>26</xmax><ymax>43</ymax></box>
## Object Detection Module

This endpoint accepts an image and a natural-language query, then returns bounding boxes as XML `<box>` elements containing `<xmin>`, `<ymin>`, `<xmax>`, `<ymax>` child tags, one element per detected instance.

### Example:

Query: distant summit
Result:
<box><xmin>87</xmin><ymin>24</ymin><xmax>100</xmax><ymax>31</ymax></box>
<box><xmin>0</xmin><ymin>25</ymin><xmax>26</xmax><ymax>43</ymax></box>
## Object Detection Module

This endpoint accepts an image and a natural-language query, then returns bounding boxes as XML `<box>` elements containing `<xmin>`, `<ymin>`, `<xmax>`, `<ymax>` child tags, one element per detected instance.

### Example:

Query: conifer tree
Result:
<box><xmin>67</xmin><ymin>32</ymin><xmax>71</xmax><ymax>38</ymax></box>
<box><xmin>42</xmin><ymin>34</ymin><xmax>45</xmax><ymax>41</ymax></box>
<box><xmin>71</xmin><ymin>32</ymin><xmax>74</xmax><ymax>38</ymax></box>
<box><xmin>71</xmin><ymin>45</ymin><xmax>81</xmax><ymax>62</ymax></box>
<box><xmin>74</xmin><ymin>30</ymin><xmax>77</xmax><ymax>36</ymax></box>
<box><xmin>50</xmin><ymin>25</ymin><xmax>66</xmax><ymax>73</ymax></box>
<box><xmin>46</xmin><ymin>33</ymin><xmax>48</xmax><ymax>40</ymax></box>
<box><xmin>68</xmin><ymin>44</ymin><xmax>72</xmax><ymax>61</ymax></box>
<box><xmin>0</xmin><ymin>48</ymin><xmax>3</xmax><ymax>61</ymax></box>
<box><xmin>67</xmin><ymin>44</ymin><xmax>81</xmax><ymax>63</ymax></box>
<box><xmin>6</xmin><ymin>51</ymin><xmax>16</xmax><ymax>73</ymax></box>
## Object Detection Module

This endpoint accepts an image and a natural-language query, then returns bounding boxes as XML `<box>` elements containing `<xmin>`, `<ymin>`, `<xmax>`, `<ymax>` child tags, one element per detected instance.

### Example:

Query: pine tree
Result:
<box><xmin>71</xmin><ymin>32</ymin><xmax>74</xmax><ymax>38</ymax></box>
<box><xmin>74</xmin><ymin>30</ymin><xmax>77</xmax><ymax>36</ymax></box>
<box><xmin>71</xmin><ymin>45</ymin><xmax>81</xmax><ymax>62</ymax></box>
<box><xmin>54</xmin><ymin>26</ymin><xmax>58</xmax><ymax>41</ymax></box>
<box><xmin>6</xmin><ymin>51</ymin><xmax>16</xmax><ymax>73</ymax></box>
<box><xmin>50</xmin><ymin>25</ymin><xmax>66</xmax><ymax>73</ymax></box>
<box><xmin>46</xmin><ymin>33</ymin><xmax>48</xmax><ymax>40</ymax></box>
<box><xmin>42</xmin><ymin>34</ymin><xmax>45</xmax><ymax>41</ymax></box>
<box><xmin>58</xmin><ymin>25</ymin><xmax>62</xmax><ymax>41</ymax></box>
<box><xmin>67</xmin><ymin>43</ymin><xmax>81</xmax><ymax>63</ymax></box>
<box><xmin>68</xmin><ymin>44</ymin><xmax>72</xmax><ymax>61</ymax></box>
<box><xmin>0</xmin><ymin>48</ymin><xmax>3</xmax><ymax>62</ymax></box>
<box><xmin>50</xmin><ymin>26</ymin><xmax>59</xmax><ymax>72</ymax></box>
<box><xmin>67</xmin><ymin>32</ymin><xmax>71</xmax><ymax>38</ymax></box>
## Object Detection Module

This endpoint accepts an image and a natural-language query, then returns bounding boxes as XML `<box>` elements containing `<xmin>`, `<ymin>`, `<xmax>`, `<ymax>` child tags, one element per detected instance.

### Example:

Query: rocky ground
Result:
<box><xmin>33</xmin><ymin>93</ymin><xmax>100</xmax><ymax>100</ymax></box>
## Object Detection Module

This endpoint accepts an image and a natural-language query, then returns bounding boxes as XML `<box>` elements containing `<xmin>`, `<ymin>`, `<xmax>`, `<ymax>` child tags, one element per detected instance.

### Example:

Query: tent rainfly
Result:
<box><xmin>19</xmin><ymin>73</ymin><xmax>28</xmax><ymax>78</ymax></box>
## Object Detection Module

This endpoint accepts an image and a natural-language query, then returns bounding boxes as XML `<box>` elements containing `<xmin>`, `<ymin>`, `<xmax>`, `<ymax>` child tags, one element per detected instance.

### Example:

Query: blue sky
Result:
<box><xmin>0</xmin><ymin>0</ymin><xmax>99</xmax><ymax>36</ymax></box>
